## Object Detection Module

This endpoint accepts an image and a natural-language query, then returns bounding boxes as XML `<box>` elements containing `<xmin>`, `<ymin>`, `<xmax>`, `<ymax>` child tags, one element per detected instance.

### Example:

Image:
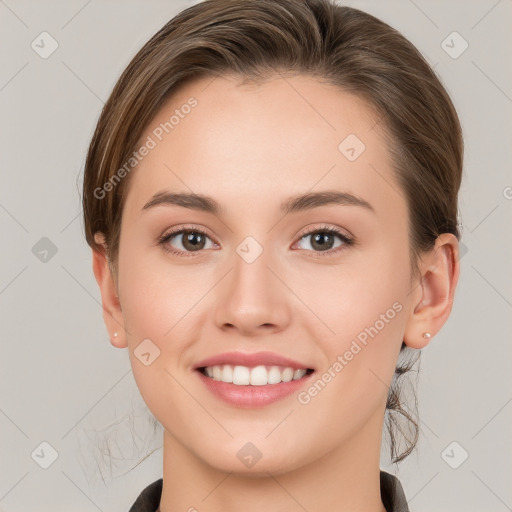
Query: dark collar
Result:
<box><xmin>129</xmin><ymin>470</ymin><xmax>409</xmax><ymax>512</ymax></box>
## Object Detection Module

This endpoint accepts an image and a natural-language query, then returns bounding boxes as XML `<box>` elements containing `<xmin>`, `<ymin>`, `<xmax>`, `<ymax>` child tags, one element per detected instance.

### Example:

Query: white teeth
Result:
<box><xmin>268</xmin><ymin>366</ymin><xmax>282</xmax><ymax>384</ymax></box>
<box><xmin>222</xmin><ymin>364</ymin><xmax>233</xmax><ymax>382</ymax></box>
<box><xmin>202</xmin><ymin>364</ymin><xmax>310</xmax><ymax>385</ymax></box>
<box><xmin>232</xmin><ymin>365</ymin><xmax>250</xmax><ymax>385</ymax></box>
<box><xmin>250</xmin><ymin>365</ymin><xmax>268</xmax><ymax>386</ymax></box>
<box><xmin>281</xmin><ymin>367</ymin><xmax>294</xmax><ymax>382</ymax></box>
<box><xmin>293</xmin><ymin>368</ymin><xmax>307</xmax><ymax>380</ymax></box>
<box><xmin>212</xmin><ymin>365</ymin><xmax>222</xmax><ymax>381</ymax></box>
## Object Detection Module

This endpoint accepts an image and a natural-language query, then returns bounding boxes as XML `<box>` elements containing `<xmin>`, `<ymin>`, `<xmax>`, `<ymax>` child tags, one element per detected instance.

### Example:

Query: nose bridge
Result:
<box><xmin>213</xmin><ymin>236</ymin><xmax>290</xmax><ymax>334</ymax></box>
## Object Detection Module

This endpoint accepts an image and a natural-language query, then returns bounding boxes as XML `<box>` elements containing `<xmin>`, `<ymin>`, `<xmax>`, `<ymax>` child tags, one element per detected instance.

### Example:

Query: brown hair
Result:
<box><xmin>82</xmin><ymin>0</ymin><xmax>463</xmax><ymax>463</ymax></box>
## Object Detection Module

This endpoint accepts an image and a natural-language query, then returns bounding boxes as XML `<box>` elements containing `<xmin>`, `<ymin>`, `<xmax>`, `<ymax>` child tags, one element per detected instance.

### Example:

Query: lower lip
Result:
<box><xmin>196</xmin><ymin>370</ymin><xmax>315</xmax><ymax>408</ymax></box>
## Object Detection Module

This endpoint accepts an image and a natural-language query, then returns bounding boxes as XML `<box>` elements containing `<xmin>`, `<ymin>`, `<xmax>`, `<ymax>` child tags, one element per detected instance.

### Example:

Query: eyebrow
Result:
<box><xmin>141</xmin><ymin>190</ymin><xmax>375</xmax><ymax>215</ymax></box>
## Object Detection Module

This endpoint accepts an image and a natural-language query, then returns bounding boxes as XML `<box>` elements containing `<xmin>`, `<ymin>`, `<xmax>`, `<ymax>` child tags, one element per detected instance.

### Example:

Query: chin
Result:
<box><xmin>194</xmin><ymin>439</ymin><xmax>306</xmax><ymax>476</ymax></box>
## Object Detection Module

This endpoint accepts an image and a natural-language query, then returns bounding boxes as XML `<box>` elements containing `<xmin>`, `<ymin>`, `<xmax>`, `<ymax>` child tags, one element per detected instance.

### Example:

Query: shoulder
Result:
<box><xmin>128</xmin><ymin>478</ymin><xmax>162</xmax><ymax>512</ymax></box>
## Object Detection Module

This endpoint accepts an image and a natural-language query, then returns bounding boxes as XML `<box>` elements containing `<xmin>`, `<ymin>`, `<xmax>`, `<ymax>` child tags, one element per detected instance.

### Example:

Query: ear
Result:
<box><xmin>92</xmin><ymin>232</ymin><xmax>127</xmax><ymax>349</ymax></box>
<box><xmin>403</xmin><ymin>233</ymin><xmax>460</xmax><ymax>349</ymax></box>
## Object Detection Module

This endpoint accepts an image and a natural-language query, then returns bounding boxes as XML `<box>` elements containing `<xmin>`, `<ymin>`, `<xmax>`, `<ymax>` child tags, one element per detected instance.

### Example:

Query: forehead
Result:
<box><xmin>123</xmin><ymin>74</ymin><xmax>404</xmax><ymax>220</ymax></box>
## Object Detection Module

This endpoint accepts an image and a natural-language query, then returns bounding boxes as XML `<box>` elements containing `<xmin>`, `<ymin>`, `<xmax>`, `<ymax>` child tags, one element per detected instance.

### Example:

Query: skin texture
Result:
<box><xmin>92</xmin><ymin>74</ymin><xmax>459</xmax><ymax>511</ymax></box>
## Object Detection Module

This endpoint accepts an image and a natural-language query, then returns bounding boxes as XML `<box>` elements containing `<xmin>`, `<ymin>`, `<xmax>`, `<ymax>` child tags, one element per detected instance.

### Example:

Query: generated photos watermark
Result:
<box><xmin>297</xmin><ymin>301</ymin><xmax>403</xmax><ymax>405</ymax></box>
<box><xmin>93</xmin><ymin>97</ymin><xmax>198</xmax><ymax>200</ymax></box>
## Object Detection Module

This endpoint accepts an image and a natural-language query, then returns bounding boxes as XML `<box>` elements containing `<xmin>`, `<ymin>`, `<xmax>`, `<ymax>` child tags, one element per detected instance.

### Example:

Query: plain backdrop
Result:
<box><xmin>1</xmin><ymin>0</ymin><xmax>511</xmax><ymax>511</ymax></box>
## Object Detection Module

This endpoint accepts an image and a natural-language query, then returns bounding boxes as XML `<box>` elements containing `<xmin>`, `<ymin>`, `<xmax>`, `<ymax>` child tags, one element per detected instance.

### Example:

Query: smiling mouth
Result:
<box><xmin>198</xmin><ymin>364</ymin><xmax>315</xmax><ymax>386</ymax></box>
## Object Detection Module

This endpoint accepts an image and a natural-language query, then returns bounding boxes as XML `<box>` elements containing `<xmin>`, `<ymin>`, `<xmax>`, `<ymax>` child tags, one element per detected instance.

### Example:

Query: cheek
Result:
<box><xmin>297</xmin><ymin>246</ymin><xmax>410</xmax><ymax>399</ymax></box>
<box><xmin>299</xmin><ymin>248</ymin><xmax>409</xmax><ymax>340</ymax></box>
<box><xmin>116</xmin><ymin>243</ymin><xmax>194</xmax><ymax>410</ymax></box>
<box><xmin>295</xmin><ymin>276</ymin><xmax>407</xmax><ymax>441</ymax></box>
<box><xmin>117</xmin><ymin>235</ymin><xmax>200</xmax><ymax>338</ymax></box>
<box><xmin>118</xmin><ymin>252</ymin><xmax>198</xmax><ymax>425</ymax></box>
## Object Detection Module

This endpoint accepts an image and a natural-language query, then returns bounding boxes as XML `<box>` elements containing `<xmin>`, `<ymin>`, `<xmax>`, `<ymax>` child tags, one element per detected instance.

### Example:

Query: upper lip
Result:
<box><xmin>193</xmin><ymin>351</ymin><xmax>314</xmax><ymax>370</ymax></box>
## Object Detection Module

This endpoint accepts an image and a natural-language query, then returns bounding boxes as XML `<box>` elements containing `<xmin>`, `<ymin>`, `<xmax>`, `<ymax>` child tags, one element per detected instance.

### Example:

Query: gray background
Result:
<box><xmin>1</xmin><ymin>0</ymin><xmax>511</xmax><ymax>510</ymax></box>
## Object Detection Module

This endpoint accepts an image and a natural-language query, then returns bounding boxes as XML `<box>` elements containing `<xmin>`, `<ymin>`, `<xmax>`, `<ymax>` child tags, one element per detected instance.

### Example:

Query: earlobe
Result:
<box><xmin>92</xmin><ymin>233</ymin><xmax>127</xmax><ymax>349</ymax></box>
<box><xmin>403</xmin><ymin>233</ymin><xmax>460</xmax><ymax>349</ymax></box>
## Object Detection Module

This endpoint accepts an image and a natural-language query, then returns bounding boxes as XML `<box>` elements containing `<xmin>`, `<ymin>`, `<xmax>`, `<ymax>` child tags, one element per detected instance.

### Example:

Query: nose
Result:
<box><xmin>213</xmin><ymin>245</ymin><xmax>291</xmax><ymax>337</ymax></box>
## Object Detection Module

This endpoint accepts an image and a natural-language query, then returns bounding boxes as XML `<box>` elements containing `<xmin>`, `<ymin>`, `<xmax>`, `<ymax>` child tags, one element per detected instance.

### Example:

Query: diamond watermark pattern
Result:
<box><xmin>237</xmin><ymin>442</ymin><xmax>262</xmax><ymax>468</ymax></box>
<box><xmin>236</xmin><ymin>236</ymin><xmax>263</xmax><ymax>264</ymax></box>
<box><xmin>32</xmin><ymin>237</ymin><xmax>58</xmax><ymax>263</ymax></box>
<box><xmin>134</xmin><ymin>338</ymin><xmax>161</xmax><ymax>366</ymax></box>
<box><xmin>441</xmin><ymin>31</ymin><xmax>469</xmax><ymax>59</ymax></box>
<box><xmin>31</xmin><ymin>441</ymin><xmax>59</xmax><ymax>469</ymax></box>
<box><xmin>441</xmin><ymin>441</ymin><xmax>469</xmax><ymax>469</ymax></box>
<box><xmin>338</xmin><ymin>134</ymin><xmax>366</xmax><ymax>161</ymax></box>
<box><xmin>31</xmin><ymin>31</ymin><xmax>59</xmax><ymax>59</ymax></box>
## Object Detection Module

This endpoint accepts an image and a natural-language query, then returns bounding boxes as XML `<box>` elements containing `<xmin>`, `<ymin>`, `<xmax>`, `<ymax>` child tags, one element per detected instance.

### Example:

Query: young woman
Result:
<box><xmin>82</xmin><ymin>0</ymin><xmax>463</xmax><ymax>510</ymax></box>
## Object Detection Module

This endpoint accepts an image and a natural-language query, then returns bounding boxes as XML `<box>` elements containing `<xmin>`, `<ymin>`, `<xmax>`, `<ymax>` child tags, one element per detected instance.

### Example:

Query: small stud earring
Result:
<box><xmin>113</xmin><ymin>332</ymin><xmax>118</xmax><ymax>338</ymax></box>
<box><xmin>422</xmin><ymin>332</ymin><xmax>431</xmax><ymax>340</ymax></box>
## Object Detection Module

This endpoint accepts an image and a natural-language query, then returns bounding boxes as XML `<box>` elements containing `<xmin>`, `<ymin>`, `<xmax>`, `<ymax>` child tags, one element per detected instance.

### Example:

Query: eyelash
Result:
<box><xmin>156</xmin><ymin>224</ymin><xmax>355</xmax><ymax>259</ymax></box>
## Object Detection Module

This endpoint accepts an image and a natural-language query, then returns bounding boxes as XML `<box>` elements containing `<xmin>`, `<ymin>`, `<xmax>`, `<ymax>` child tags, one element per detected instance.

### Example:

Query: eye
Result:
<box><xmin>157</xmin><ymin>224</ymin><xmax>354</xmax><ymax>258</ymax></box>
<box><xmin>157</xmin><ymin>225</ymin><xmax>217</xmax><ymax>257</ymax></box>
<box><xmin>294</xmin><ymin>225</ymin><xmax>354</xmax><ymax>257</ymax></box>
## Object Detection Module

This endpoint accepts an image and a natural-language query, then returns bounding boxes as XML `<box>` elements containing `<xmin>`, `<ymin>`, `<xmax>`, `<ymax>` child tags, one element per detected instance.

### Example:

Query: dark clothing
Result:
<box><xmin>129</xmin><ymin>470</ymin><xmax>409</xmax><ymax>512</ymax></box>
<box><xmin>380</xmin><ymin>470</ymin><xmax>410</xmax><ymax>512</ymax></box>
<box><xmin>129</xmin><ymin>478</ymin><xmax>162</xmax><ymax>512</ymax></box>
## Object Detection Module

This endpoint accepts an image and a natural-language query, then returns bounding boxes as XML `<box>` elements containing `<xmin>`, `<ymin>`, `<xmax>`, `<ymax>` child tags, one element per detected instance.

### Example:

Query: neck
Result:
<box><xmin>159</xmin><ymin>412</ymin><xmax>387</xmax><ymax>512</ymax></box>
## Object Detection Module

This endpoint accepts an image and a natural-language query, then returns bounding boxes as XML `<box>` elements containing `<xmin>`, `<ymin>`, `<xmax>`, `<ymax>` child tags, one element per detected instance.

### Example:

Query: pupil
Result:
<box><xmin>313</xmin><ymin>233</ymin><xmax>332</xmax><ymax>250</ymax></box>
<box><xmin>185</xmin><ymin>232</ymin><xmax>204</xmax><ymax>250</ymax></box>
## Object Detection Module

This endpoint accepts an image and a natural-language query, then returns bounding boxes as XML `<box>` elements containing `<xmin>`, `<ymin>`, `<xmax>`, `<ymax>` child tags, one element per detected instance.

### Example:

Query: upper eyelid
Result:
<box><xmin>161</xmin><ymin>224</ymin><xmax>217</xmax><ymax>242</ymax></box>
<box><xmin>296</xmin><ymin>224</ymin><xmax>353</xmax><ymax>240</ymax></box>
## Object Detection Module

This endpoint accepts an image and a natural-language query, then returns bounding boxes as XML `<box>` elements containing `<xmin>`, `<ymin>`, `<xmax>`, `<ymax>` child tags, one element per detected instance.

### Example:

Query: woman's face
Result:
<box><xmin>114</xmin><ymin>74</ymin><xmax>422</xmax><ymax>474</ymax></box>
